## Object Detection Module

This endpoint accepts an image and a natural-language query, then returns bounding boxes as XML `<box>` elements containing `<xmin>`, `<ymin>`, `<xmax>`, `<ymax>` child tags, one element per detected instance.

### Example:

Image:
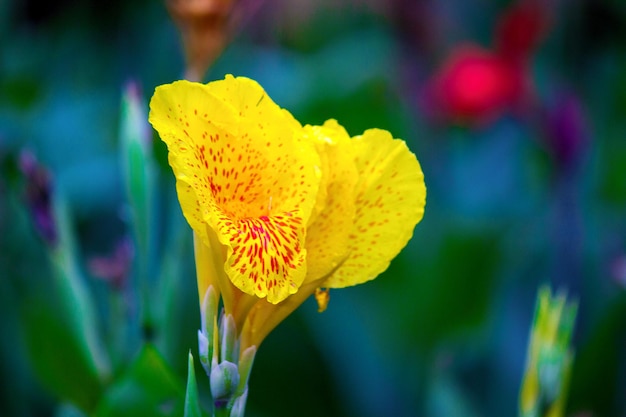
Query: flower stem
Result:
<box><xmin>213</xmin><ymin>406</ymin><xmax>231</xmax><ymax>417</ymax></box>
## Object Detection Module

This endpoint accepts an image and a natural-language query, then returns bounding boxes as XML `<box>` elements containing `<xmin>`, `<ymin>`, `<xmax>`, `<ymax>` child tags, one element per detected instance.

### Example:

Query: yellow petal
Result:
<box><xmin>240</xmin><ymin>280</ymin><xmax>320</xmax><ymax>349</ymax></box>
<box><xmin>150</xmin><ymin>80</ymin><xmax>234</xmax><ymax>244</ymax></box>
<box><xmin>304</xmin><ymin>120</ymin><xmax>358</xmax><ymax>282</ymax></box>
<box><xmin>149</xmin><ymin>76</ymin><xmax>321</xmax><ymax>304</ymax></box>
<box><xmin>193</xmin><ymin>231</ymin><xmax>222</xmax><ymax>305</ymax></box>
<box><xmin>323</xmin><ymin>129</ymin><xmax>426</xmax><ymax>288</ymax></box>
<box><xmin>222</xmin><ymin>211</ymin><xmax>308</xmax><ymax>303</ymax></box>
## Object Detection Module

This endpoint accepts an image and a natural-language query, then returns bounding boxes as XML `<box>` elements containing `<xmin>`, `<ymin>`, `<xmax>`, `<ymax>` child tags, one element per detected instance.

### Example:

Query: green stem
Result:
<box><xmin>213</xmin><ymin>405</ymin><xmax>231</xmax><ymax>417</ymax></box>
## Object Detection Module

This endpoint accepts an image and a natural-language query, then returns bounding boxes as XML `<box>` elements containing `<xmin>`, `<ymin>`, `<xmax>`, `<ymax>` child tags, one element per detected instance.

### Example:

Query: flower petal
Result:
<box><xmin>221</xmin><ymin>211</ymin><xmax>308</xmax><ymax>304</ymax></box>
<box><xmin>304</xmin><ymin>120</ymin><xmax>358</xmax><ymax>282</ymax></box>
<box><xmin>322</xmin><ymin>129</ymin><xmax>426</xmax><ymax>288</ymax></box>
<box><xmin>149</xmin><ymin>76</ymin><xmax>321</xmax><ymax>304</ymax></box>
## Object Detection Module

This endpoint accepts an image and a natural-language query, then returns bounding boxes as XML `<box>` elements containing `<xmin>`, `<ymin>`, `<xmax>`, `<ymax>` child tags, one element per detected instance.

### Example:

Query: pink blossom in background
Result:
<box><xmin>426</xmin><ymin>44</ymin><xmax>525</xmax><ymax>124</ymax></box>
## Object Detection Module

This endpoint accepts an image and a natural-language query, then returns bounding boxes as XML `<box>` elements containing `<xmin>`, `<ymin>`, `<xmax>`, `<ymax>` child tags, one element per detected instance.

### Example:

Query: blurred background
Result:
<box><xmin>1</xmin><ymin>0</ymin><xmax>626</xmax><ymax>416</ymax></box>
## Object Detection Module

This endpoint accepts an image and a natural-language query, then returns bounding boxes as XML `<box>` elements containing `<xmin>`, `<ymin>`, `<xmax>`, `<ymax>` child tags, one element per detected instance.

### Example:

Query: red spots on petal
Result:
<box><xmin>225</xmin><ymin>212</ymin><xmax>304</xmax><ymax>298</ymax></box>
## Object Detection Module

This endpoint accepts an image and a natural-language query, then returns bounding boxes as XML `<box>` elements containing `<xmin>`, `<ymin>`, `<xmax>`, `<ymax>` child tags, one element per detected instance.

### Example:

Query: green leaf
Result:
<box><xmin>20</xmin><ymin>293</ymin><xmax>103</xmax><ymax>413</ymax></box>
<box><xmin>184</xmin><ymin>352</ymin><xmax>202</xmax><ymax>417</ymax></box>
<box><xmin>50</xmin><ymin>190</ymin><xmax>110</xmax><ymax>378</ymax></box>
<box><xmin>567</xmin><ymin>294</ymin><xmax>626</xmax><ymax>416</ymax></box>
<box><xmin>391</xmin><ymin>232</ymin><xmax>501</xmax><ymax>353</ymax></box>
<box><xmin>119</xmin><ymin>83</ymin><xmax>157</xmax><ymax>335</ymax></box>
<box><xmin>95</xmin><ymin>344</ymin><xmax>184</xmax><ymax>417</ymax></box>
<box><xmin>119</xmin><ymin>82</ymin><xmax>155</xmax><ymax>259</ymax></box>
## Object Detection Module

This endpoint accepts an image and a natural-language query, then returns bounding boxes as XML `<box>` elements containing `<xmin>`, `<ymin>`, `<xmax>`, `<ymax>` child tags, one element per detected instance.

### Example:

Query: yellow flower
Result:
<box><xmin>150</xmin><ymin>75</ymin><xmax>321</xmax><ymax>305</ymax></box>
<box><xmin>149</xmin><ymin>75</ymin><xmax>426</xmax><ymax>349</ymax></box>
<box><xmin>240</xmin><ymin>119</ymin><xmax>426</xmax><ymax>347</ymax></box>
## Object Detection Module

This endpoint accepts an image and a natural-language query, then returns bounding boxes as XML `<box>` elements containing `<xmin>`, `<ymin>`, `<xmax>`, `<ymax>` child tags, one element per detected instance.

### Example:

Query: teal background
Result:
<box><xmin>1</xmin><ymin>0</ymin><xmax>626</xmax><ymax>416</ymax></box>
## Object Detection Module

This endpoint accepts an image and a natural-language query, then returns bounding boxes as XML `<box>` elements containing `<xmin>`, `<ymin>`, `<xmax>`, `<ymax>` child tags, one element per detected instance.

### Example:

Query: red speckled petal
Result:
<box><xmin>149</xmin><ymin>76</ymin><xmax>321</xmax><ymax>303</ymax></box>
<box><xmin>220</xmin><ymin>211</ymin><xmax>307</xmax><ymax>303</ymax></box>
<box><xmin>304</xmin><ymin>120</ymin><xmax>358</xmax><ymax>283</ymax></box>
<box><xmin>322</xmin><ymin>129</ymin><xmax>426</xmax><ymax>288</ymax></box>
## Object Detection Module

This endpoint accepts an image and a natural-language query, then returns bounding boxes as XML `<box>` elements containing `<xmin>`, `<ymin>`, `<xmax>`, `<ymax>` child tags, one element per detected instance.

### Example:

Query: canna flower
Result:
<box><xmin>149</xmin><ymin>75</ymin><xmax>426</xmax><ymax>414</ymax></box>
<box><xmin>240</xmin><ymin>118</ymin><xmax>427</xmax><ymax>348</ymax></box>
<box><xmin>150</xmin><ymin>75</ymin><xmax>322</xmax><ymax>307</ymax></box>
<box><xmin>150</xmin><ymin>73</ymin><xmax>425</xmax><ymax>322</ymax></box>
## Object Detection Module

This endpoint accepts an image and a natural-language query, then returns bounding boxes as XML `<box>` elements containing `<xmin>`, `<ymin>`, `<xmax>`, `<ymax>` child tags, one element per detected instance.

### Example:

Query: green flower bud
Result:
<box><xmin>210</xmin><ymin>360</ymin><xmax>240</xmax><ymax>407</ymax></box>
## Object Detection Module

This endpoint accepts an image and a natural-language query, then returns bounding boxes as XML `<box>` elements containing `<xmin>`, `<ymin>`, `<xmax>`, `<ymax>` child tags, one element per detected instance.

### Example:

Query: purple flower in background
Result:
<box><xmin>19</xmin><ymin>150</ymin><xmax>57</xmax><ymax>246</ymax></box>
<box><xmin>89</xmin><ymin>237</ymin><xmax>134</xmax><ymax>291</ymax></box>
<box><xmin>544</xmin><ymin>91</ymin><xmax>589</xmax><ymax>169</ymax></box>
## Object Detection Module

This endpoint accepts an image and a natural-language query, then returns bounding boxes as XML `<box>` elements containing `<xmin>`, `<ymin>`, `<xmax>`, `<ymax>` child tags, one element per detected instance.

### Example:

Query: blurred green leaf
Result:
<box><xmin>119</xmin><ymin>83</ymin><xmax>157</xmax><ymax>328</ymax></box>
<box><xmin>153</xmin><ymin>211</ymin><xmax>199</xmax><ymax>376</ymax></box>
<box><xmin>567</xmin><ymin>293</ymin><xmax>626</xmax><ymax>416</ymax></box>
<box><xmin>0</xmin><ymin>76</ymin><xmax>41</xmax><ymax>110</ymax></box>
<box><xmin>404</xmin><ymin>232</ymin><xmax>501</xmax><ymax>352</ymax></box>
<box><xmin>51</xmin><ymin>192</ymin><xmax>111</xmax><ymax>378</ymax></box>
<box><xmin>184</xmin><ymin>352</ymin><xmax>202</xmax><ymax>417</ymax></box>
<box><xmin>119</xmin><ymin>83</ymin><xmax>154</xmax><ymax>256</ymax></box>
<box><xmin>600</xmin><ymin>140</ymin><xmax>626</xmax><ymax>206</ymax></box>
<box><xmin>17</xmin><ymin>191</ymin><xmax>108</xmax><ymax>413</ymax></box>
<box><xmin>20</xmin><ymin>293</ymin><xmax>103</xmax><ymax>413</ymax></box>
<box><xmin>95</xmin><ymin>344</ymin><xmax>184</xmax><ymax>417</ymax></box>
<box><xmin>302</xmin><ymin>78</ymin><xmax>403</xmax><ymax>137</ymax></box>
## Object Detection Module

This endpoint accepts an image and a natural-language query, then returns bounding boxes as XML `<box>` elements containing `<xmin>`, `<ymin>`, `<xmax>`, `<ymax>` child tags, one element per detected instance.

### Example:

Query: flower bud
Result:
<box><xmin>167</xmin><ymin>0</ymin><xmax>235</xmax><ymax>81</ymax></box>
<box><xmin>519</xmin><ymin>286</ymin><xmax>577</xmax><ymax>416</ymax></box>
<box><xmin>210</xmin><ymin>360</ymin><xmax>240</xmax><ymax>406</ymax></box>
<box><xmin>198</xmin><ymin>329</ymin><xmax>211</xmax><ymax>375</ymax></box>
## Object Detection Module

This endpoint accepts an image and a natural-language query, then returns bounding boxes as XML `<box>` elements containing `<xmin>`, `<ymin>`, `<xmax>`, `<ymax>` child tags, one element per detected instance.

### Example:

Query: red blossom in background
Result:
<box><xmin>496</xmin><ymin>1</ymin><xmax>550</xmax><ymax>63</ymax></box>
<box><xmin>425</xmin><ymin>0</ymin><xmax>550</xmax><ymax>125</ymax></box>
<box><xmin>427</xmin><ymin>44</ymin><xmax>525</xmax><ymax>124</ymax></box>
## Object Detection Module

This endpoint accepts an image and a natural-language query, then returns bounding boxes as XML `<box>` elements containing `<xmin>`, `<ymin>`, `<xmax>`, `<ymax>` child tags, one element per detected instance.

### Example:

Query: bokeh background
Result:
<box><xmin>1</xmin><ymin>0</ymin><xmax>626</xmax><ymax>416</ymax></box>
